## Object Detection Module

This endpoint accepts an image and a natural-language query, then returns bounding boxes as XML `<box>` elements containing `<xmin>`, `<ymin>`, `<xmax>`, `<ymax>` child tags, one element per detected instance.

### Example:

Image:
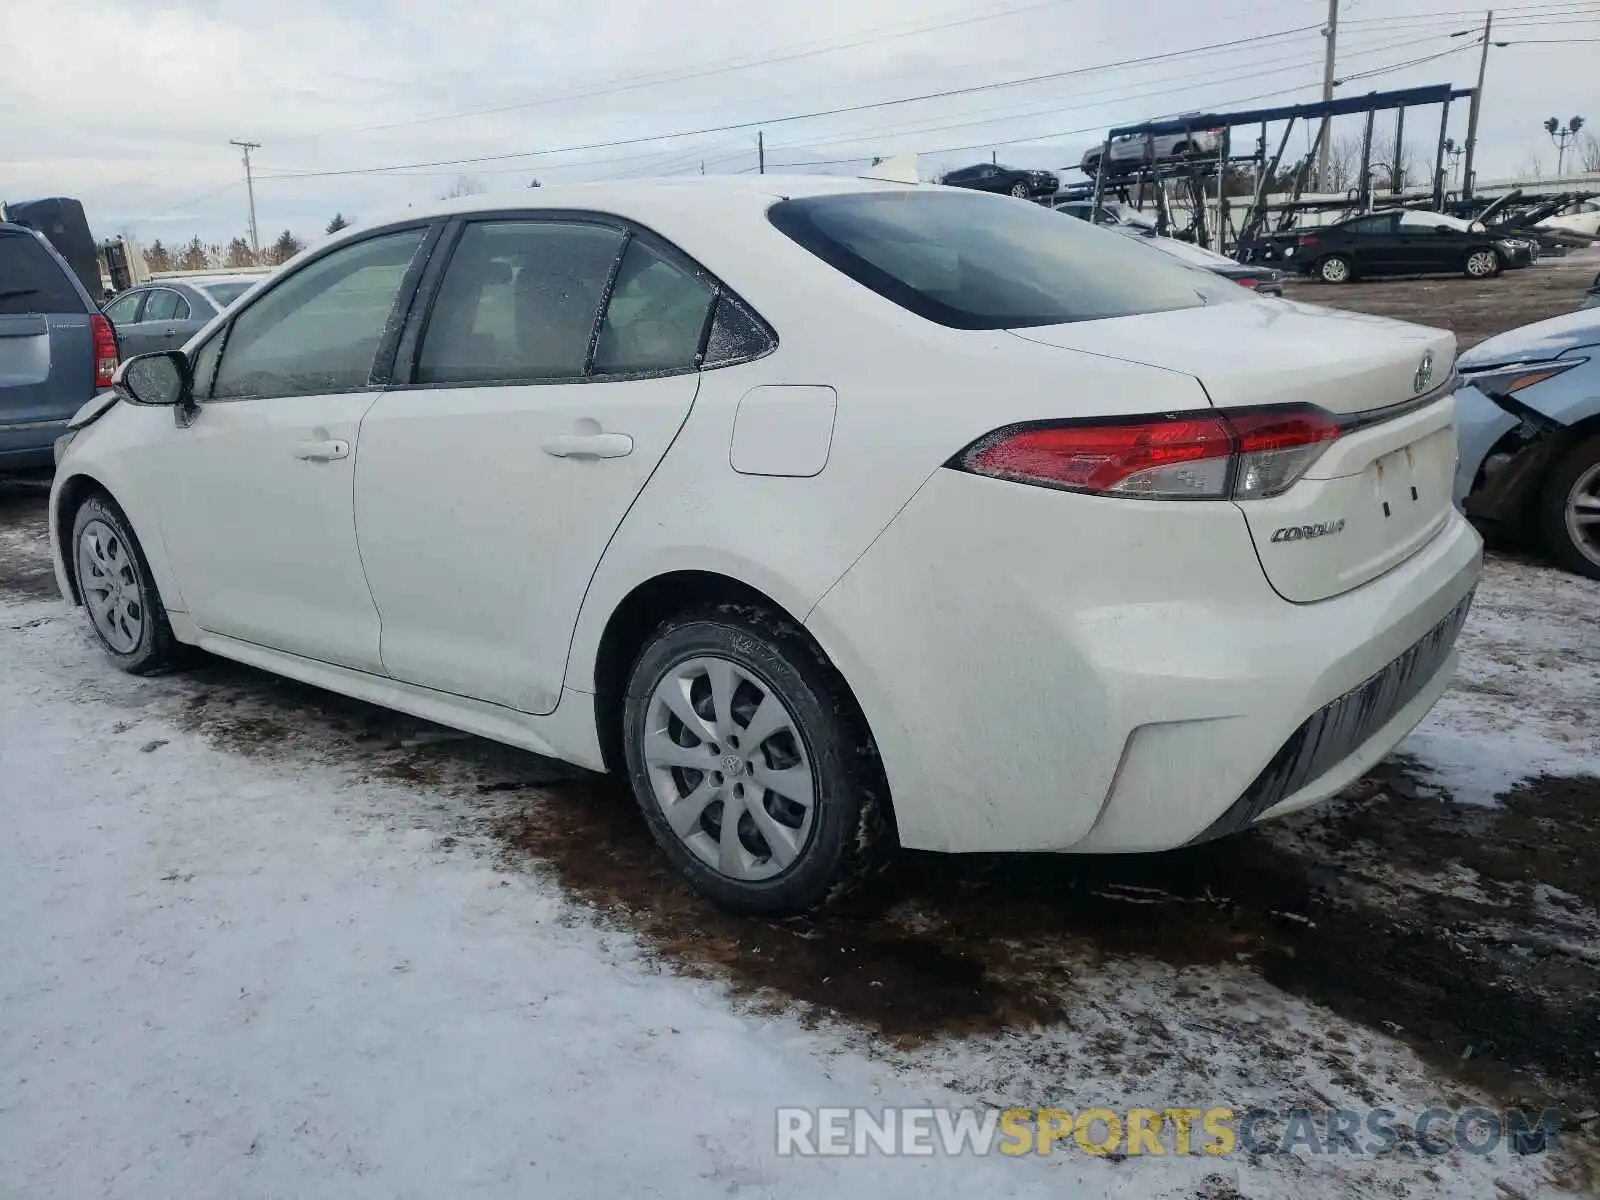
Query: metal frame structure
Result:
<box><xmin>1087</xmin><ymin>85</ymin><xmax>1477</xmax><ymax>258</ymax></box>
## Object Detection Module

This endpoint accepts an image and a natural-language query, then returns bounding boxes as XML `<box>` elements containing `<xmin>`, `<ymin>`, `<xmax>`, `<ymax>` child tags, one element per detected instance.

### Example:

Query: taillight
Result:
<box><xmin>90</xmin><ymin>314</ymin><xmax>118</xmax><ymax>389</ymax></box>
<box><xmin>952</xmin><ymin>406</ymin><xmax>1342</xmax><ymax>501</ymax></box>
<box><xmin>1234</xmin><ymin>277</ymin><xmax>1261</xmax><ymax>289</ymax></box>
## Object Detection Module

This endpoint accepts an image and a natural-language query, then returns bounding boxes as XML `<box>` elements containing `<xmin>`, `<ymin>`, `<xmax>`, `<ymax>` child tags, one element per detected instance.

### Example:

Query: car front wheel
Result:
<box><xmin>1318</xmin><ymin>255</ymin><xmax>1353</xmax><ymax>283</ymax></box>
<box><xmin>1539</xmin><ymin>435</ymin><xmax>1600</xmax><ymax>580</ymax></box>
<box><xmin>621</xmin><ymin>604</ymin><xmax>888</xmax><ymax>915</ymax></box>
<box><xmin>1465</xmin><ymin>248</ymin><xmax>1502</xmax><ymax>279</ymax></box>
<box><xmin>71</xmin><ymin>494</ymin><xmax>178</xmax><ymax>674</ymax></box>
<box><xmin>1009</xmin><ymin>181</ymin><xmax>1030</xmax><ymax>198</ymax></box>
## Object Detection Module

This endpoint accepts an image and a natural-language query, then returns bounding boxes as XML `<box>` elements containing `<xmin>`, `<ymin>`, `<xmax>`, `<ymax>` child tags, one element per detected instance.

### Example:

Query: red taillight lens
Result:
<box><xmin>1234</xmin><ymin>277</ymin><xmax>1260</xmax><ymax>289</ymax></box>
<box><xmin>954</xmin><ymin>406</ymin><xmax>1341</xmax><ymax>501</ymax></box>
<box><xmin>1298</xmin><ymin>235</ymin><xmax>1320</xmax><ymax>247</ymax></box>
<box><xmin>90</xmin><ymin>314</ymin><xmax>118</xmax><ymax>389</ymax></box>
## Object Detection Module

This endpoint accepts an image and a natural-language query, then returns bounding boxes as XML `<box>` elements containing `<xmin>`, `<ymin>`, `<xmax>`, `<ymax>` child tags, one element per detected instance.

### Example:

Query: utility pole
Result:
<box><xmin>230</xmin><ymin>139</ymin><xmax>261</xmax><ymax>255</ymax></box>
<box><xmin>1461</xmin><ymin>11</ymin><xmax>1493</xmax><ymax>199</ymax></box>
<box><xmin>1315</xmin><ymin>0</ymin><xmax>1340</xmax><ymax>190</ymax></box>
<box><xmin>757</xmin><ymin>131</ymin><xmax>765</xmax><ymax>176</ymax></box>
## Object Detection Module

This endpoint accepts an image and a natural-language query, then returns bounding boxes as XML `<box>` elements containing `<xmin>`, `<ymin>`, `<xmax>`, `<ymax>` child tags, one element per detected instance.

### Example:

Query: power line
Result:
<box><xmin>267</xmin><ymin>0</ymin><xmax>1093</xmax><ymax>146</ymax></box>
<box><xmin>253</xmin><ymin>23</ymin><xmax>1322</xmax><ymax>182</ymax></box>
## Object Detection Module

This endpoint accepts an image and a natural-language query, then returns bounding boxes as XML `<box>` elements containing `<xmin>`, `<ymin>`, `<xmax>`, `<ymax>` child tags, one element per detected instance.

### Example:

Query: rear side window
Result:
<box><xmin>767</xmin><ymin>190</ymin><xmax>1231</xmax><ymax>330</ymax></box>
<box><xmin>0</xmin><ymin>232</ymin><xmax>85</xmax><ymax>315</ymax></box>
<box><xmin>593</xmin><ymin>239</ymin><xmax>715</xmax><ymax>375</ymax></box>
<box><xmin>417</xmin><ymin>220</ymin><xmax>625</xmax><ymax>384</ymax></box>
<box><xmin>143</xmin><ymin>290</ymin><xmax>185</xmax><ymax>321</ymax></box>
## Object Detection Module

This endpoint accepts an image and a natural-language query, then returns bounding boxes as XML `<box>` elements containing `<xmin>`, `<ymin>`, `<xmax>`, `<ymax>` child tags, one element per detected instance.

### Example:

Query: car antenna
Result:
<box><xmin>859</xmin><ymin>154</ymin><xmax>919</xmax><ymax>185</ymax></box>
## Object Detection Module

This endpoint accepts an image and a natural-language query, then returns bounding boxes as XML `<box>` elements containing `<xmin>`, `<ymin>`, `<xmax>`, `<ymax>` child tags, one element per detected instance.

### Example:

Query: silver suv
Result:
<box><xmin>1080</xmin><ymin>127</ymin><xmax>1223</xmax><ymax>177</ymax></box>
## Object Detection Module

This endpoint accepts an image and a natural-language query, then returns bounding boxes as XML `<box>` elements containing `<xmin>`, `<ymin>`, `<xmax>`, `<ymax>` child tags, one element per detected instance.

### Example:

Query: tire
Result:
<box><xmin>1537</xmin><ymin>434</ymin><xmax>1600</xmax><ymax>580</ymax></box>
<box><xmin>1081</xmin><ymin>156</ymin><xmax>1101</xmax><ymax>178</ymax></box>
<box><xmin>621</xmin><ymin>603</ymin><xmax>889</xmax><ymax>915</ymax></box>
<box><xmin>1318</xmin><ymin>255</ymin><xmax>1353</xmax><ymax>284</ymax></box>
<box><xmin>1009</xmin><ymin>181</ymin><xmax>1030</xmax><ymax>199</ymax></box>
<box><xmin>1465</xmin><ymin>248</ymin><xmax>1502</xmax><ymax>279</ymax></box>
<box><xmin>70</xmin><ymin>494</ymin><xmax>178</xmax><ymax>674</ymax></box>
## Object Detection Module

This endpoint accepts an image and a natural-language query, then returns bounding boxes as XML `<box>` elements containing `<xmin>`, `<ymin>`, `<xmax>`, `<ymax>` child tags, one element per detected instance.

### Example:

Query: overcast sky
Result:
<box><xmin>3</xmin><ymin>0</ymin><xmax>1595</xmax><ymax>247</ymax></box>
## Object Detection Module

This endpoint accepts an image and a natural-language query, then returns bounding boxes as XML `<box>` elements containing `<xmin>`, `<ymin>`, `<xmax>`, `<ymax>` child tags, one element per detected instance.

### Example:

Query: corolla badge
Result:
<box><xmin>1270</xmin><ymin>519</ymin><xmax>1347</xmax><ymax>543</ymax></box>
<box><xmin>1413</xmin><ymin>351</ymin><xmax>1435</xmax><ymax>394</ymax></box>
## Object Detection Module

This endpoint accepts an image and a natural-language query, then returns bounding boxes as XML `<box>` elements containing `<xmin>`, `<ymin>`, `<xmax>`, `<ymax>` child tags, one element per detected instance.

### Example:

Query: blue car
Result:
<box><xmin>0</xmin><ymin>221</ymin><xmax>118</xmax><ymax>472</ymax></box>
<box><xmin>1454</xmin><ymin>307</ymin><xmax>1600</xmax><ymax>578</ymax></box>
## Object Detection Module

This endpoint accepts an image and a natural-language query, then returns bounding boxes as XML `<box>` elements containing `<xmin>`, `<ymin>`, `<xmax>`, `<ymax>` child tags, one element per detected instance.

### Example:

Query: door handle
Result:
<box><xmin>540</xmin><ymin>432</ymin><xmax>633</xmax><ymax>459</ymax></box>
<box><xmin>294</xmin><ymin>438</ymin><xmax>350</xmax><ymax>462</ymax></box>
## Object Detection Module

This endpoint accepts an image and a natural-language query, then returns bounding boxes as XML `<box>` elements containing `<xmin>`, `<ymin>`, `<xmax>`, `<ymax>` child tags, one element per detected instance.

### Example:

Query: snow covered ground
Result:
<box><xmin>2</xmin><ymin>490</ymin><xmax>1596</xmax><ymax>1198</ymax></box>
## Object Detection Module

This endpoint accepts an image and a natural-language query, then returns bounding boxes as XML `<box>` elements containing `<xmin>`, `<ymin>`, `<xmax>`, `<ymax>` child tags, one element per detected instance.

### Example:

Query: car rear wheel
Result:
<box><xmin>1318</xmin><ymin>255</ymin><xmax>1353</xmax><ymax>284</ymax></box>
<box><xmin>1465</xmin><ymin>248</ymin><xmax>1501</xmax><ymax>279</ymax></box>
<box><xmin>1009</xmin><ymin>181</ymin><xmax>1030</xmax><ymax>198</ymax></box>
<box><xmin>621</xmin><ymin>604</ymin><xmax>888</xmax><ymax>915</ymax></box>
<box><xmin>1539</xmin><ymin>435</ymin><xmax>1600</xmax><ymax>580</ymax></box>
<box><xmin>71</xmin><ymin>495</ymin><xmax>178</xmax><ymax>674</ymax></box>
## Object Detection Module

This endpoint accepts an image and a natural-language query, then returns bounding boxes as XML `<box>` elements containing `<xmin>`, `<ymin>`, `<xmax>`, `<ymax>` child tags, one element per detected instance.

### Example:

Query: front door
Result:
<box><xmin>354</xmin><ymin>217</ymin><xmax>714</xmax><ymax>713</ymax></box>
<box><xmin>156</xmin><ymin>227</ymin><xmax>430</xmax><ymax>671</ymax></box>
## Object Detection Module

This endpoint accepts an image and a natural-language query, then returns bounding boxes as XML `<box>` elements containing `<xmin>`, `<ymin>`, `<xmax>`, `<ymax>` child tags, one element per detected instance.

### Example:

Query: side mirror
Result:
<box><xmin>114</xmin><ymin>351</ymin><xmax>190</xmax><ymax>407</ymax></box>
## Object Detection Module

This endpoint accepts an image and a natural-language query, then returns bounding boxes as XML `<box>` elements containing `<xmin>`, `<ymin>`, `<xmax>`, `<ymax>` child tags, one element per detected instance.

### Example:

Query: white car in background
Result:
<box><xmin>50</xmin><ymin>177</ymin><xmax>1481</xmax><ymax>915</ymax></box>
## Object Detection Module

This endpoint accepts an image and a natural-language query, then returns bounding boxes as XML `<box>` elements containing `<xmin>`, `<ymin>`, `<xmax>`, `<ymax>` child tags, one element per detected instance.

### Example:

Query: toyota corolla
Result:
<box><xmin>50</xmin><ymin>174</ymin><xmax>1482</xmax><ymax>915</ymax></box>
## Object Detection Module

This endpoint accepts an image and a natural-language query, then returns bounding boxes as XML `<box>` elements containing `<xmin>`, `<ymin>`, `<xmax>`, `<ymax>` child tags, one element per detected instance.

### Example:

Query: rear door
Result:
<box><xmin>353</xmin><ymin>215</ymin><xmax>712</xmax><ymax>713</ymax></box>
<box><xmin>0</xmin><ymin>227</ymin><xmax>96</xmax><ymax>452</ymax></box>
<box><xmin>117</xmin><ymin>287</ymin><xmax>188</xmax><ymax>356</ymax></box>
<box><xmin>1340</xmin><ymin>214</ymin><xmax>1402</xmax><ymax>274</ymax></box>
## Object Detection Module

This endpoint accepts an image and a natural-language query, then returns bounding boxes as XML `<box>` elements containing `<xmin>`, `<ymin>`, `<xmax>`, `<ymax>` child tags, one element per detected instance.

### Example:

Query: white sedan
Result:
<box><xmin>50</xmin><ymin>174</ymin><xmax>1482</xmax><ymax>915</ymax></box>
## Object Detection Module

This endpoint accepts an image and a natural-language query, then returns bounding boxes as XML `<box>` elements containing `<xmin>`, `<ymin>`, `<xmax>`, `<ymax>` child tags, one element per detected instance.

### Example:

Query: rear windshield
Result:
<box><xmin>197</xmin><ymin>281</ymin><xmax>253</xmax><ymax>307</ymax></box>
<box><xmin>767</xmin><ymin>190</ymin><xmax>1232</xmax><ymax>330</ymax></box>
<box><xmin>0</xmin><ymin>231</ymin><xmax>86</xmax><ymax>316</ymax></box>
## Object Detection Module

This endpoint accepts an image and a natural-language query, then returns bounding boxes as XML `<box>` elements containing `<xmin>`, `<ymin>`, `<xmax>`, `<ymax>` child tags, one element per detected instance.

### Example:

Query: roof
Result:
<box><xmin>334</xmin><ymin>173</ymin><xmax>922</xmax><ymax>243</ymax></box>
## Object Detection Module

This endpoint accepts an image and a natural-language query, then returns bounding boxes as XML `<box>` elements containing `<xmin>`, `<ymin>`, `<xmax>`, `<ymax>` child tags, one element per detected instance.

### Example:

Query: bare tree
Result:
<box><xmin>1370</xmin><ymin>137</ymin><xmax>1420</xmax><ymax>191</ymax></box>
<box><xmin>1515</xmin><ymin>150</ymin><xmax>1548</xmax><ymax>181</ymax></box>
<box><xmin>1323</xmin><ymin>135</ymin><xmax>1362</xmax><ymax>192</ymax></box>
<box><xmin>440</xmin><ymin>175</ymin><xmax>487</xmax><ymax>199</ymax></box>
<box><xmin>1579</xmin><ymin>132</ymin><xmax>1600</xmax><ymax>173</ymax></box>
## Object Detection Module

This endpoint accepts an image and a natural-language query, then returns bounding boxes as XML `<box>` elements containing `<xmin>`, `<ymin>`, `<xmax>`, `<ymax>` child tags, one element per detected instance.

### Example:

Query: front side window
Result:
<box><xmin>211</xmin><ymin>228</ymin><xmax>425</xmax><ymax>399</ymax></box>
<box><xmin>103</xmin><ymin>290</ymin><xmax>143</xmax><ymax>324</ymax></box>
<box><xmin>417</xmin><ymin>220</ymin><xmax>624</xmax><ymax>385</ymax></box>
<box><xmin>768</xmin><ymin>189</ymin><xmax>1233</xmax><ymax>330</ymax></box>
<box><xmin>593</xmin><ymin>239</ymin><xmax>715</xmax><ymax>375</ymax></box>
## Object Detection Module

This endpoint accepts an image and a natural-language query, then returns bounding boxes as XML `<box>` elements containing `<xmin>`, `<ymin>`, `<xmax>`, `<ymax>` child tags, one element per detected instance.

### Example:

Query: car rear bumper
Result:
<box><xmin>0</xmin><ymin>417</ymin><xmax>68</xmax><ymax>470</ymax></box>
<box><xmin>807</xmin><ymin>468</ymin><xmax>1483</xmax><ymax>854</ymax></box>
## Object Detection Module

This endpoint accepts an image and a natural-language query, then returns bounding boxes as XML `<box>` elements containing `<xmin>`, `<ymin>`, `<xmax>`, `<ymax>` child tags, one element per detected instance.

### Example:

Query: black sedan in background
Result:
<box><xmin>1289</xmin><ymin>209</ymin><xmax>1534</xmax><ymax>284</ymax></box>
<box><xmin>938</xmin><ymin>163</ymin><xmax>1059</xmax><ymax>199</ymax></box>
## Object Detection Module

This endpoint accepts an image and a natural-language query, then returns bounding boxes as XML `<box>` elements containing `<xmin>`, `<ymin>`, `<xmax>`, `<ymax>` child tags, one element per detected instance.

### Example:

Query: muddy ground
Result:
<box><xmin>3</xmin><ymin>468</ymin><xmax>1597</xmax><ymax>1137</ymax></box>
<box><xmin>5</xmin><ymin>268</ymin><xmax>1599</xmax><ymax>1193</ymax></box>
<box><xmin>1282</xmin><ymin>248</ymin><xmax>1599</xmax><ymax>347</ymax></box>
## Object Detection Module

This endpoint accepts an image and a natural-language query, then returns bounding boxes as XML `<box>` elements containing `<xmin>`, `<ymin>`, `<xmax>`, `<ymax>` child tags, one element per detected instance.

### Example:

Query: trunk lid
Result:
<box><xmin>1010</xmin><ymin>301</ymin><xmax>1460</xmax><ymax>602</ymax></box>
<box><xmin>0</xmin><ymin>312</ymin><xmax>95</xmax><ymax>424</ymax></box>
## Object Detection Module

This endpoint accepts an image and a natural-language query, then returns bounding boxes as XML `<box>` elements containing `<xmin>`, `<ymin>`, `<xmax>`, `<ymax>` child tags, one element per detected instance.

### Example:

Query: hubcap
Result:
<box><xmin>1566</xmin><ymin>462</ymin><xmax>1600</xmax><ymax>568</ymax></box>
<box><xmin>1468</xmin><ymin>251</ymin><xmax>1495</xmax><ymax>277</ymax></box>
<box><xmin>76</xmin><ymin>518</ymin><xmax>144</xmax><ymax>654</ymax></box>
<box><xmin>642</xmin><ymin>656</ymin><xmax>816</xmax><ymax>882</ymax></box>
<box><xmin>1323</xmin><ymin>259</ymin><xmax>1347</xmax><ymax>282</ymax></box>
